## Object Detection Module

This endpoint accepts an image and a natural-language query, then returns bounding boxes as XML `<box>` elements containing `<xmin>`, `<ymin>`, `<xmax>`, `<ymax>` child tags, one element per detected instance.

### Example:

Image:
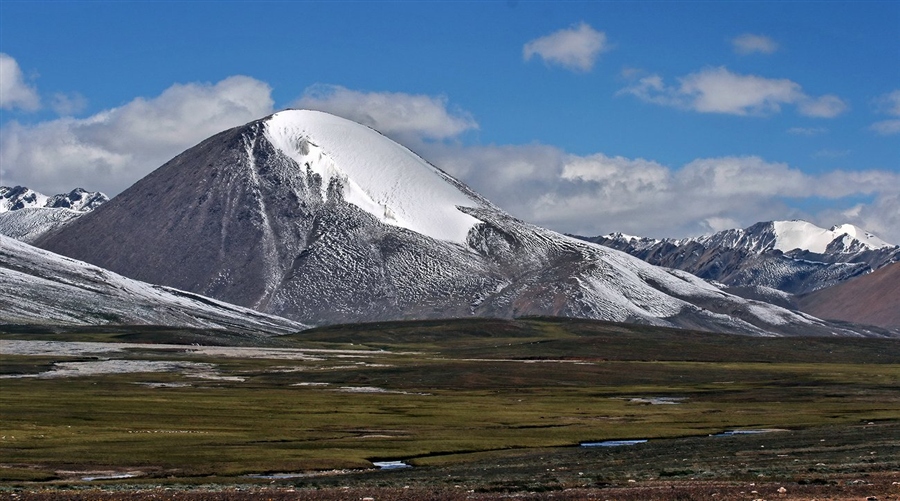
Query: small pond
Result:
<box><xmin>581</xmin><ymin>439</ymin><xmax>648</xmax><ymax>447</ymax></box>
<box><xmin>372</xmin><ymin>461</ymin><xmax>412</xmax><ymax>469</ymax></box>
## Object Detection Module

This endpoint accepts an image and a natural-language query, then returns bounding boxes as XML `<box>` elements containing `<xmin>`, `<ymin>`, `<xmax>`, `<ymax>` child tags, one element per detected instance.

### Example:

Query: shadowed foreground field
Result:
<box><xmin>1</xmin><ymin>318</ymin><xmax>898</xmax><ymax>499</ymax></box>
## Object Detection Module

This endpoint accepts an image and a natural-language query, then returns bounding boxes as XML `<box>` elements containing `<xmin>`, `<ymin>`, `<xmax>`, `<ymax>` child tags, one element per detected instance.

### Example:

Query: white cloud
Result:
<box><xmin>732</xmin><ymin>34</ymin><xmax>779</xmax><ymax>55</ymax></box>
<box><xmin>838</xmin><ymin>194</ymin><xmax>900</xmax><ymax>245</ymax></box>
<box><xmin>869</xmin><ymin>90</ymin><xmax>900</xmax><ymax>135</ymax></box>
<box><xmin>423</xmin><ymin>143</ymin><xmax>900</xmax><ymax>242</ymax></box>
<box><xmin>869</xmin><ymin>119</ymin><xmax>900</xmax><ymax>136</ymax></box>
<box><xmin>0</xmin><ymin>54</ymin><xmax>40</xmax><ymax>111</ymax></box>
<box><xmin>49</xmin><ymin>92</ymin><xmax>88</xmax><ymax>116</ymax></box>
<box><xmin>798</xmin><ymin>94</ymin><xmax>848</xmax><ymax>118</ymax></box>
<box><xmin>619</xmin><ymin>67</ymin><xmax>848</xmax><ymax>118</ymax></box>
<box><xmin>293</xmin><ymin>85</ymin><xmax>478</xmax><ymax>146</ymax></box>
<box><xmin>874</xmin><ymin>89</ymin><xmax>900</xmax><ymax>116</ymax></box>
<box><xmin>0</xmin><ymin>76</ymin><xmax>273</xmax><ymax>196</ymax></box>
<box><xmin>523</xmin><ymin>22</ymin><xmax>609</xmax><ymax>72</ymax></box>
<box><xmin>680</xmin><ymin>68</ymin><xmax>802</xmax><ymax>115</ymax></box>
<box><xmin>561</xmin><ymin>154</ymin><xmax>669</xmax><ymax>192</ymax></box>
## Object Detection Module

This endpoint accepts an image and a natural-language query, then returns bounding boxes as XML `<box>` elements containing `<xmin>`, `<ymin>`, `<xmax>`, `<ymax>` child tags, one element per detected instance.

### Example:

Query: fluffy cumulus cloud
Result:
<box><xmin>619</xmin><ymin>67</ymin><xmax>848</xmax><ymax>118</ymax></box>
<box><xmin>293</xmin><ymin>85</ymin><xmax>478</xmax><ymax>146</ymax></box>
<box><xmin>523</xmin><ymin>22</ymin><xmax>610</xmax><ymax>72</ymax></box>
<box><xmin>0</xmin><ymin>76</ymin><xmax>273</xmax><ymax>195</ymax></box>
<box><xmin>422</xmin><ymin>143</ymin><xmax>900</xmax><ymax>243</ymax></box>
<box><xmin>870</xmin><ymin>89</ymin><xmax>900</xmax><ymax>135</ymax></box>
<box><xmin>731</xmin><ymin>34</ymin><xmax>779</xmax><ymax>55</ymax></box>
<box><xmin>0</xmin><ymin>54</ymin><xmax>40</xmax><ymax>111</ymax></box>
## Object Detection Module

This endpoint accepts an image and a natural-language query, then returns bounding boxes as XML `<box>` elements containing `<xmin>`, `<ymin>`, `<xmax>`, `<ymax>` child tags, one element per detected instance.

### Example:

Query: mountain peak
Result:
<box><xmin>263</xmin><ymin>110</ymin><xmax>485</xmax><ymax>244</ymax></box>
<box><xmin>771</xmin><ymin>220</ymin><xmax>891</xmax><ymax>253</ymax></box>
<box><xmin>828</xmin><ymin>223</ymin><xmax>891</xmax><ymax>249</ymax></box>
<box><xmin>0</xmin><ymin>186</ymin><xmax>49</xmax><ymax>213</ymax></box>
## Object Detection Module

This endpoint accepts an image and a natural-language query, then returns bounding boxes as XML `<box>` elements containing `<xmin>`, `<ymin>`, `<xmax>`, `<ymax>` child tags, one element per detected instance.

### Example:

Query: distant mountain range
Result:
<box><xmin>24</xmin><ymin>109</ymin><xmax>879</xmax><ymax>337</ymax></box>
<box><xmin>574</xmin><ymin>221</ymin><xmax>899</xmax><ymax>330</ymax></box>
<box><xmin>0</xmin><ymin>186</ymin><xmax>109</xmax><ymax>243</ymax></box>
<box><xmin>577</xmin><ymin>220</ymin><xmax>898</xmax><ymax>296</ymax></box>
<box><xmin>1</xmin><ymin>186</ymin><xmax>108</xmax><ymax>213</ymax></box>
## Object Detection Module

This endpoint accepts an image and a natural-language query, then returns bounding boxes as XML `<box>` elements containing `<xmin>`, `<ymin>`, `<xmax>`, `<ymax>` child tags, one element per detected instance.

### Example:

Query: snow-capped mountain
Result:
<box><xmin>0</xmin><ymin>234</ymin><xmax>303</xmax><ymax>334</ymax></box>
<box><xmin>32</xmin><ymin>110</ymin><xmax>885</xmax><ymax>336</ymax></box>
<box><xmin>0</xmin><ymin>186</ymin><xmax>50</xmax><ymax>212</ymax></box>
<box><xmin>581</xmin><ymin>220</ymin><xmax>899</xmax><ymax>295</ymax></box>
<box><xmin>688</xmin><ymin>220</ymin><xmax>890</xmax><ymax>255</ymax></box>
<box><xmin>1</xmin><ymin>186</ymin><xmax>108</xmax><ymax>213</ymax></box>
<box><xmin>0</xmin><ymin>186</ymin><xmax>108</xmax><ymax>243</ymax></box>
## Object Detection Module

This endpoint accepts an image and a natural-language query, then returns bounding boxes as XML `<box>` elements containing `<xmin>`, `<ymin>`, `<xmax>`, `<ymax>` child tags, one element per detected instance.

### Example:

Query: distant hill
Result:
<box><xmin>797</xmin><ymin>262</ymin><xmax>900</xmax><ymax>330</ymax></box>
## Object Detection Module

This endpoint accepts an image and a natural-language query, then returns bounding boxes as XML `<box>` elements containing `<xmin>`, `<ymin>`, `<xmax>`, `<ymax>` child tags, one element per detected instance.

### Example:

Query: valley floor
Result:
<box><xmin>1</xmin><ymin>319</ymin><xmax>898</xmax><ymax>499</ymax></box>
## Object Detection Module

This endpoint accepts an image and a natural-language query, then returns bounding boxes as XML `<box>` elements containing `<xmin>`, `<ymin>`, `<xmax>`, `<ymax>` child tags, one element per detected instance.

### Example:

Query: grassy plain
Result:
<box><xmin>1</xmin><ymin>318</ymin><xmax>899</xmax><ymax>497</ymax></box>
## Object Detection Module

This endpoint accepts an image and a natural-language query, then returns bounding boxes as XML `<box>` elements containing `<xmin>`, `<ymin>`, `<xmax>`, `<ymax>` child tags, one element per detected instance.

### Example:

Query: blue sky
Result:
<box><xmin>1</xmin><ymin>1</ymin><xmax>898</xmax><ymax>241</ymax></box>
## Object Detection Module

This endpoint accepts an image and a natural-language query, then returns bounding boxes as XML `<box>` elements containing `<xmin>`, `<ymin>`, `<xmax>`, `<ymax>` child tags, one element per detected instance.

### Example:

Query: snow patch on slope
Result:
<box><xmin>0</xmin><ymin>208</ymin><xmax>83</xmax><ymax>243</ymax></box>
<box><xmin>264</xmin><ymin>110</ymin><xmax>482</xmax><ymax>244</ymax></box>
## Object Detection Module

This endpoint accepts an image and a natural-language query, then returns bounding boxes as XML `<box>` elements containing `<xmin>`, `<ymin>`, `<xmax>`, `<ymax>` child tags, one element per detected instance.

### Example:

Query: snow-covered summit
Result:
<box><xmin>0</xmin><ymin>186</ymin><xmax>49</xmax><ymax>213</ymax></box>
<box><xmin>264</xmin><ymin>110</ymin><xmax>484</xmax><ymax>244</ymax></box>
<box><xmin>828</xmin><ymin>223</ymin><xmax>891</xmax><ymax>251</ymax></box>
<box><xmin>771</xmin><ymin>220</ymin><xmax>891</xmax><ymax>253</ymax></box>
<box><xmin>673</xmin><ymin>220</ymin><xmax>894</xmax><ymax>255</ymax></box>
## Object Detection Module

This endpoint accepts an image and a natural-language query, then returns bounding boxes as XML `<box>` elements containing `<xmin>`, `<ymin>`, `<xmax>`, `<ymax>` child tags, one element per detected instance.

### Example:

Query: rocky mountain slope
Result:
<box><xmin>1</xmin><ymin>234</ymin><xmax>303</xmax><ymax>334</ymax></box>
<box><xmin>0</xmin><ymin>186</ymin><xmax>108</xmax><ymax>243</ymax></box>
<box><xmin>34</xmin><ymin>110</ymin><xmax>883</xmax><ymax>336</ymax></box>
<box><xmin>797</xmin><ymin>262</ymin><xmax>900</xmax><ymax>330</ymax></box>
<box><xmin>580</xmin><ymin>221</ymin><xmax>898</xmax><ymax>295</ymax></box>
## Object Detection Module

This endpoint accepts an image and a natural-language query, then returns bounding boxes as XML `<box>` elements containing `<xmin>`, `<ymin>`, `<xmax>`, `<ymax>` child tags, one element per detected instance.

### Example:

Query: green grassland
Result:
<box><xmin>1</xmin><ymin>317</ymin><xmax>899</xmax><ymax>489</ymax></box>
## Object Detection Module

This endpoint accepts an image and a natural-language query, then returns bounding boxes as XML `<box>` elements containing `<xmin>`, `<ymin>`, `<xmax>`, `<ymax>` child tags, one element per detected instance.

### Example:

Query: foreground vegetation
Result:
<box><xmin>1</xmin><ymin>318</ymin><xmax>898</xmax><ymax>498</ymax></box>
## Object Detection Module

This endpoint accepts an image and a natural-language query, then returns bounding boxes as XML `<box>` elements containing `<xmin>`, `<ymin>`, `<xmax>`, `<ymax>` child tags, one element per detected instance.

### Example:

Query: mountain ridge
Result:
<box><xmin>579</xmin><ymin>220</ymin><xmax>898</xmax><ymax>296</ymax></box>
<box><xmin>1</xmin><ymin>186</ymin><xmax>108</xmax><ymax>213</ymax></box>
<box><xmin>0</xmin><ymin>186</ymin><xmax>109</xmax><ymax>243</ymax></box>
